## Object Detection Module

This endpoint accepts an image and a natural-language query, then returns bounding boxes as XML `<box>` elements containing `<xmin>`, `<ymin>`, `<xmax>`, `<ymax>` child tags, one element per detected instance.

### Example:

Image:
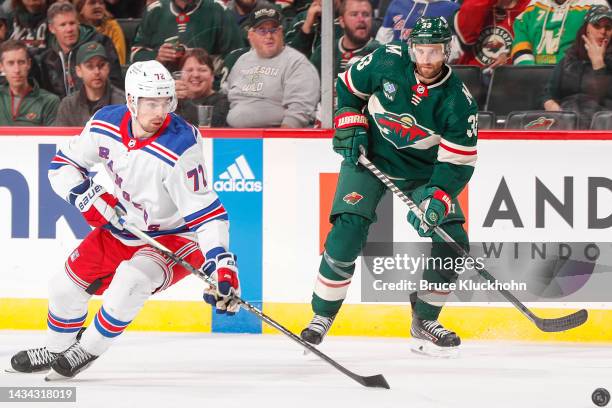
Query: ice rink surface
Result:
<box><xmin>1</xmin><ymin>331</ymin><xmax>610</xmax><ymax>408</ymax></box>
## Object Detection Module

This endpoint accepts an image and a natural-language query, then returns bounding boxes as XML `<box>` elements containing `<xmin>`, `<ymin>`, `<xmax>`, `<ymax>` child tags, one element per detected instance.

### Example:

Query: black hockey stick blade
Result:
<box><xmin>535</xmin><ymin>309</ymin><xmax>588</xmax><ymax>332</ymax></box>
<box><xmin>358</xmin><ymin>374</ymin><xmax>391</xmax><ymax>389</ymax></box>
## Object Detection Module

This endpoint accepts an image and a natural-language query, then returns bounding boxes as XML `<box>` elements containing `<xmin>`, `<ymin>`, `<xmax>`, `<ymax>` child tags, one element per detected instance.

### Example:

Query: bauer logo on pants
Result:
<box><xmin>213</xmin><ymin>154</ymin><xmax>263</xmax><ymax>193</ymax></box>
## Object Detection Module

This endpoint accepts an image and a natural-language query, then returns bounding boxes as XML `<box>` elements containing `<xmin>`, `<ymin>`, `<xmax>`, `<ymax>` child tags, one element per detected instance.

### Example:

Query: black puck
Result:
<box><xmin>592</xmin><ymin>388</ymin><xmax>611</xmax><ymax>407</ymax></box>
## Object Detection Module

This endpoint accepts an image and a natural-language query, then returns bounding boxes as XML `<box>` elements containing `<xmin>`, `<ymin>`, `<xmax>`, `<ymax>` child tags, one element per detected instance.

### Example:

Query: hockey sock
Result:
<box><xmin>311</xmin><ymin>213</ymin><xmax>370</xmax><ymax>317</ymax></box>
<box><xmin>414</xmin><ymin>222</ymin><xmax>469</xmax><ymax>321</ymax></box>
<box><xmin>46</xmin><ymin>271</ymin><xmax>91</xmax><ymax>353</ymax></box>
<box><xmin>79</xmin><ymin>254</ymin><xmax>166</xmax><ymax>356</ymax></box>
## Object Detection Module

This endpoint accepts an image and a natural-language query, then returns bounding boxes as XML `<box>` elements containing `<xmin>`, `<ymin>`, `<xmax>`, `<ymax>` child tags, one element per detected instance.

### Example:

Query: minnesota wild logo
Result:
<box><xmin>382</xmin><ymin>80</ymin><xmax>397</xmax><ymax>102</ymax></box>
<box><xmin>373</xmin><ymin>112</ymin><xmax>435</xmax><ymax>149</ymax></box>
<box><xmin>524</xmin><ymin>116</ymin><xmax>555</xmax><ymax>130</ymax></box>
<box><xmin>343</xmin><ymin>192</ymin><xmax>363</xmax><ymax>205</ymax></box>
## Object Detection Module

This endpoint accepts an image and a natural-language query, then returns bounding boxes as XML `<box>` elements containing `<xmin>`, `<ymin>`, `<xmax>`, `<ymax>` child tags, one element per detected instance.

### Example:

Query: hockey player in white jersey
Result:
<box><xmin>8</xmin><ymin>60</ymin><xmax>240</xmax><ymax>380</ymax></box>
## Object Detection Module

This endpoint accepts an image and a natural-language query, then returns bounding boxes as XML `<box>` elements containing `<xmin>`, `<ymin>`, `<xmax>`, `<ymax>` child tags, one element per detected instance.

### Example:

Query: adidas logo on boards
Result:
<box><xmin>213</xmin><ymin>154</ymin><xmax>263</xmax><ymax>192</ymax></box>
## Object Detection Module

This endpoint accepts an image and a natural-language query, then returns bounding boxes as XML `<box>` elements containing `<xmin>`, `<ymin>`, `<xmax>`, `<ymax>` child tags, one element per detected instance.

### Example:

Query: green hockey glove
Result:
<box><xmin>407</xmin><ymin>187</ymin><xmax>452</xmax><ymax>237</ymax></box>
<box><xmin>333</xmin><ymin>107</ymin><xmax>369</xmax><ymax>165</ymax></box>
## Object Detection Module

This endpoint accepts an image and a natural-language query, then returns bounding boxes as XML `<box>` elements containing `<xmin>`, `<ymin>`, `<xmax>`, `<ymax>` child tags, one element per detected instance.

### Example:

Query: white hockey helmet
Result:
<box><xmin>124</xmin><ymin>60</ymin><xmax>177</xmax><ymax>117</ymax></box>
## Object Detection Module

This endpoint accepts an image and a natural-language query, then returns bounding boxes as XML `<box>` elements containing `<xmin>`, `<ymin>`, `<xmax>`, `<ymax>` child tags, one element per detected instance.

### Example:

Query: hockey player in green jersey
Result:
<box><xmin>301</xmin><ymin>17</ymin><xmax>478</xmax><ymax>357</ymax></box>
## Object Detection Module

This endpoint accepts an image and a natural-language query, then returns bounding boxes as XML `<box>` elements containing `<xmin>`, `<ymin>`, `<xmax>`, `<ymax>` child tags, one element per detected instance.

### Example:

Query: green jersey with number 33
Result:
<box><xmin>337</xmin><ymin>42</ymin><xmax>478</xmax><ymax>198</ymax></box>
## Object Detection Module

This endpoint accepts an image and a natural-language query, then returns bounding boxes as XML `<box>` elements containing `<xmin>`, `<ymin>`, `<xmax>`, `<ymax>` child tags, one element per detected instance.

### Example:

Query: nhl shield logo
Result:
<box><xmin>382</xmin><ymin>80</ymin><xmax>397</xmax><ymax>102</ymax></box>
<box><xmin>343</xmin><ymin>192</ymin><xmax>364</xmax><ymax>205</ymax></box>
<box><xmin>128</xmin><ymin>139</ymin><xmax>137</xmax><ymax>148</ymax></box>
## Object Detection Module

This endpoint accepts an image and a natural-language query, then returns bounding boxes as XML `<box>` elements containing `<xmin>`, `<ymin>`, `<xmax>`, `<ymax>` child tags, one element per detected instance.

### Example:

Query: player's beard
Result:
<box><xmin>345</xmin><ymin>24</ymin><xmax>370</xmax><ymax>49</ymax></box>
<box><xmin>415</xmin><ymin>61</ymin><xmax>444</xmax><ymax>83</ymax></box>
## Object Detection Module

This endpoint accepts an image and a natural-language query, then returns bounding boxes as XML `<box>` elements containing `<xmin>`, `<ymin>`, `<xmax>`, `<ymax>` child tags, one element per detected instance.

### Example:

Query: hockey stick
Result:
<box><xmin>357</xmin><ymin>148</ymin><xmax>588</xmax><ymax>333</ymax></box>
<box><xmin>119</xmin><ymin>221</ymin><xmax>390</xmax><ymax>389</ymax></box>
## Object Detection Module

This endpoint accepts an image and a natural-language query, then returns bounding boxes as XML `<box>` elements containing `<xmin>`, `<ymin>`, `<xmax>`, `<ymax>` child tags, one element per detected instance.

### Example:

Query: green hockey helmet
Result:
<box><xmin>408</xmin><ymin>17</ymin><xmax>452</xmax><ymax>63</ymax></box>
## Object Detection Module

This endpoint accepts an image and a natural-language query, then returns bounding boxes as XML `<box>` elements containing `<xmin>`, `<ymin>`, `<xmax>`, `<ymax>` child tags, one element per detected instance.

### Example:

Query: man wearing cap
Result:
<box><xmin>0</xmin><ymin>39</ymin><xmax>59</xmax><ymax>125</ymax></box>
<box><xmin>53</xmin><ymin>41</ymin><xmax>125</xmax><ymax>127</ymax></box>
<box><xmin>224</xmin><ymin>4</ymin><xmax>319</xmax><ymax>128</ymax></box>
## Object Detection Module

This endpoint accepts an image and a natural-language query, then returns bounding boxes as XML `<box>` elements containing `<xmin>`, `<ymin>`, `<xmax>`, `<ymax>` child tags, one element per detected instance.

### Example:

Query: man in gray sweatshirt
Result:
<box><xmin>225</xmin><ymin>4</ymin><xmax>320</xmax><ymax>128</ymax></box>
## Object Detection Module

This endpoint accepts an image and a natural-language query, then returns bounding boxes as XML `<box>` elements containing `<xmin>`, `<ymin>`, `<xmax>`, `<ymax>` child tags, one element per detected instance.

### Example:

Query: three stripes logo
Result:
<box><xmin>213</xmin><ymin>154</ymin><xmax>263</xmax><ymax>192</ymax></box>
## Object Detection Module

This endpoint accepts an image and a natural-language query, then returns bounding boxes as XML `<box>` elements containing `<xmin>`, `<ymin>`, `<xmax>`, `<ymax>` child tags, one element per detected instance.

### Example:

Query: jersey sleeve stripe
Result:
<box><xmin>340</xmin><ymin>69</ymin><xmax>369</xmax><ymax>100</ymax></box>
<box><xmin>438</xmin><ymin>143</ymin><xmax>478</xmax><ymax>166</ymax></box>
<box><xmin>439</xmin><ymin>139</ymin><xmax>477</xmax><ymax>154</ymax></box>
<box><xmin>186</xmin><ymin>207</ymin><xmax>228</xmax><ymax>231</ymax></box>
<box><xmin>184</xmin><ymin>199</ymin><xmax>224</xmax><ymax>222</ymax></box>
<box><xmin>50</xmin><ymin>151</ymin><xmax>89</xmax><ymax>174</ymax></box>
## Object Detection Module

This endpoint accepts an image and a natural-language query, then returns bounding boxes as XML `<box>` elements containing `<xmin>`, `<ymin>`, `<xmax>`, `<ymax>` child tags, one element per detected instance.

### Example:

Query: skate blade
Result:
<box><xmin>410</xmin><ymin>338</ymin><xmax>459</xmax><ymax>358</ymax></box>
<box><xmin>44</xmin><ymin>368</ymin><xmax>72</xmax><ymax>382</ymax></box>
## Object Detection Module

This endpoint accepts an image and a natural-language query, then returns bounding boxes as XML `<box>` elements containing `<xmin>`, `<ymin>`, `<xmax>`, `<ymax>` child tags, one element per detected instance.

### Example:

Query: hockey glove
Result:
<box><xmin>202</xmin><ymin>252</ymin><xmax>241</xmax><ymax>315</ymax></box>
<box><xmin>333</xmin><ymin>107</ymin><xmax>369</xmax><ymax>165</ymax></box>
<box><xmin>68</xmin><ymin>179</ymin><xmax>124</xmax><ymax>230</ymax></box>
<box><xmin>407</xmin><ymin>187</ymin><xmax>452</xmax><ymax>237</ymax></box>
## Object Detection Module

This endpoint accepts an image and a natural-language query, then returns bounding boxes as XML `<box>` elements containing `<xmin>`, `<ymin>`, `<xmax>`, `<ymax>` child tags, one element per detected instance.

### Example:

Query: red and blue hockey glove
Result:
<box><xmin>68</xmin><ymin>179</ymin><xmax>123</xmax><ymax>230</ymax></box>
<box><xmin>333</xmin><ymin>107</ymin><xmax>369</xmax><ymax>165</ymax></box>
<box><xmin>202</xmin><ymin>252</ymin><xmax>241</xmax><ymax>315</ymax></box>
<box><xmin>407</xmin><ymin>186</ymin><xmax>452</xmax><ymax>237</ymax></box>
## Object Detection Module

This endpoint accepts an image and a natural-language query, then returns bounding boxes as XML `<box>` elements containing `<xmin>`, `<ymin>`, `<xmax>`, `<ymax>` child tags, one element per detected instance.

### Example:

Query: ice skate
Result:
<box><xmin>301</xmin><ymin>314</ymin><xmax>336</xmax><ymax>345</ymax></box>
<box><xmin>7</xmin><ymin>347</ymin><xmax>59</xmax><ymax>373</ymax></box>
<box><xmin>410</xmin><ymin>315</ymin><xmax>461</xmax><ymax>358</ymax></box>
<box><xmin>45</xmin><ymin>343</ymin><xmax>98</xmax><ymax>381</ymax></box>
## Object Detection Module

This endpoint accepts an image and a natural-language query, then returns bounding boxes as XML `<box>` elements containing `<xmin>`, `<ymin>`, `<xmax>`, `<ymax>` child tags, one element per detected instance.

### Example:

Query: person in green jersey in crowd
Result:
<box><xmin>301</xmin><ymin>17</ymin><xmax>479</xmax><ymax>357</ymax></box>
<box><xmin>130</xmin><ymin>0</ymin><xmax>244</xmax><ymax>71</ymax></box>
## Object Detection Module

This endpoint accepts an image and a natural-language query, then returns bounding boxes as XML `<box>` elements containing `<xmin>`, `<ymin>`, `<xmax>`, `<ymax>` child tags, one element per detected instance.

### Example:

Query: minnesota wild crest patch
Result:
<box><xmin>343</xmin><ymin>192</ymin><xmax>364</xmax><ymax>205</ymax></box>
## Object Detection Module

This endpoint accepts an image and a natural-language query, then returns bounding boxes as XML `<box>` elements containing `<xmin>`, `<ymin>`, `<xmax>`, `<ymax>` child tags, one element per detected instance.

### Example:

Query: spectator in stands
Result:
<box><xmin>0</xmin><ymin>8</ymin><xmax>9</xmax><ymax>42</ymax></box>
<box><xmin>543</xmin><ymin>5</ymin><xmax>612</xmax><ymax>128</ymax></box>
<box><xmin>454</xmin><ymin>0</ymin><xmax>529</xmax><ymax>68</ymax></box>
<box><xmin>37</xmin><ymin>1</ymin><xmax>122</xmax><ymax>98</ymax></box>
<box><xmin>7</xmin><ymin>0</ymin><xmax>50</xmax><ymax>55</ymax></box>
<box><xmin>226</xmin><ymin>0</ymin><xmax>282</xmax><ymax>46</ymax></box>
<box><xmin>285</xmin><ymin>0</ymin><xmax>343</xmax><ymax>58</ymax></box>
<box><xmin>375</xmin><ymin>0</ymin><xmax>458</xmax><ymax>44</ymax></box>
<box><xmin>174</xmin><ymin>48</ymin><xmax>229</xmax><ymax>127</ymax></box>
<box><xmin>275</xmin><ymin>0</ymin><xmax>310</xmax><ymax>20</ymax></box>
<box><xmin>131</xmin><ymin>0</ymin><xmax>244</xmax><ymax>72</ymax></box>
<box><xmin>310</xmin><ymin>0</ymin><xmax>379</xmax><ymax>75</ymax></box>
<box><xmin>0</xmin><ymin>39</ymin><xmax>59</xmax><ymax>125</ymax></box>
<box><xmin>74</xmin><ymin>0</ymin><xmax>126</xmax><ymax>65</ymax></box>
<box><xmin>225</xmin><ymin>4</ymin><xmax>320</xmax><ymax>127</ymax></box>
<box><xmin>53</xmin><ymin>41</ymin><xmax>124</xmax><ymax>126</ymax></box>
<box><xmin>511</xmin><ymin>0</ymin><xmax>608</xmax><ymax>65</ymax></box>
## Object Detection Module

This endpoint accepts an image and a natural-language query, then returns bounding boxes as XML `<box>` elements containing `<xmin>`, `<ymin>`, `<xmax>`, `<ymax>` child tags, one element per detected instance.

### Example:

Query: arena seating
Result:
<box><xmin>590</xmin><ymin>110</ymin><xmax>612</xmax><ymax>130</ymax></box>
<box><xmin>505</xmin><ymin>110</ymin><xmax>578</xmax><ymax>130</ymax></box>
<box><xmin>485</xmin><ymin>65</ymin><xmax>555</xmax><ymax>121</ymax></box>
